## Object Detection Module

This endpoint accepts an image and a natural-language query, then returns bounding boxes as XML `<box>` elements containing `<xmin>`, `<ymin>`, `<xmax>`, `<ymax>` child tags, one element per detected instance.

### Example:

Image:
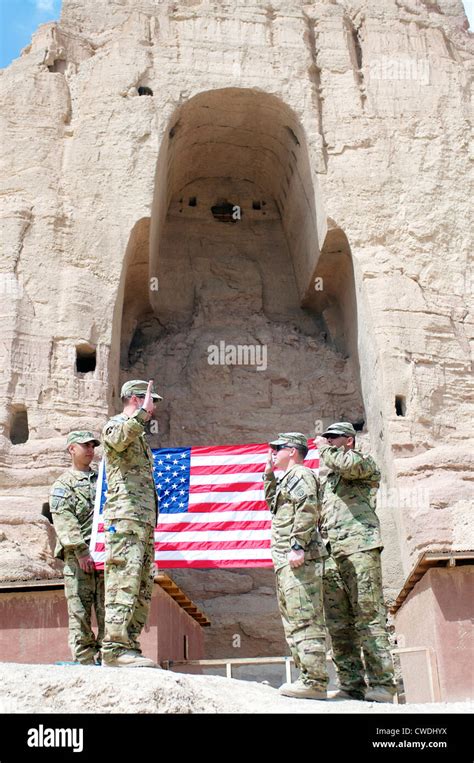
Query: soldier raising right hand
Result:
<box><xmin>263</xmin><ymin>432</ymin><xmax>328</xmax><ymax>700</ymax></box>
<box><xmin>101</xmin><ymin>379</ymin><xmax>163</xmax><ymax>669</ymax></box>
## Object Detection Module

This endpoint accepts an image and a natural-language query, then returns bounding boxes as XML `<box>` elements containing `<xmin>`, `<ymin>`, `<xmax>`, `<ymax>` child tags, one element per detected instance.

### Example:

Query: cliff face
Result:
<box><xmin>0</xmin><ymin>0</ymin><xmax>472</xmax><ymax>657</ymax></box>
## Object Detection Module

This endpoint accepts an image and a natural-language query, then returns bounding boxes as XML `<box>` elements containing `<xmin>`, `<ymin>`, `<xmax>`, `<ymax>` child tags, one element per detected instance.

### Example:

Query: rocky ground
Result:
<box><xmin>0</xmin><ymin>663</ymin><xmax>472</xmax><ymax>714</ymax></box>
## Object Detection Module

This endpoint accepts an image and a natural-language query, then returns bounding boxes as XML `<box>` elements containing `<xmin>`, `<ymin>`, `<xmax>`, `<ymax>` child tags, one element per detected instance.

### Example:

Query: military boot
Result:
<box><xmin>102</xmin><ymin>650</ymin><xmax>159</xmax><ymax>668</ymax></box>
<box><xmin>328</xmin><ymin>688</ymin><xmax>365</xmax><ymax>701</ymax></box>
<box><xmin>365</xmin><ymin>686</ymin><xmax>396</xmax><ymax>703</ymax></box>
<box><xmin>279</xmin><ymin>678</ymin><xmax>327</xmax><ymax>700</ymax></box>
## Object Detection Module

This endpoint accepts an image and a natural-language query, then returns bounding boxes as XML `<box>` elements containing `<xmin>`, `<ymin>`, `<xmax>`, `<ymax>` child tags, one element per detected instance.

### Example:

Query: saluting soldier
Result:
<box><xmin>101</xmin><ymin>379</ymin><xmax>162</xmax><ymax>668</ymax></box>
<box><xmin>50</xmin><ymin>431</ymin><xmax>104</xmax><ymax>665</ymax></box>
<box><xmin>263</xmin><ymin>432</ymin><xmax>328</xmax><ymax>699</ymax></box>
<box><xmin>316</xmin><ymin>422</ymin><xmax>396</xmax><ymax>703</ymax></box>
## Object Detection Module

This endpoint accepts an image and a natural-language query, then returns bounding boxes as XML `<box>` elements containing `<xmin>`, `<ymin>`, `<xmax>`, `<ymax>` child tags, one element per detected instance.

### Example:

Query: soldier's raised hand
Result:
<box><xmin>142</xmin><ymin>380</ymin><xmax>155</xmax><ymax>418</ymax></box>
<box><xmin>265</xmin><ymin>447</ymin><xmax>275</xmax><ymax>475</ymax></box>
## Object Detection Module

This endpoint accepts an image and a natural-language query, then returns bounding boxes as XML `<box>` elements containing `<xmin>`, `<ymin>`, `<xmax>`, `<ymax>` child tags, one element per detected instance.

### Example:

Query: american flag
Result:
<box><xmin>90</xmin><ymin>440</ymin><xmax>319</xmax><ymax>569</ymax></box>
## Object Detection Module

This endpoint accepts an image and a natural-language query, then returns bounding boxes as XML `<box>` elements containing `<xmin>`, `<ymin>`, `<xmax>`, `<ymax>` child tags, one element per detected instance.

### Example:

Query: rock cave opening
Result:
<box><xmin>395</xmin><ymin>395</ymin><xmax>407</xmax><ymax>417</ymax></box>
<box><xmin>75</xmin><ymin>343</ymin><xmax>97</xmax><ymax>374</ymax></box>
<box><xmin>10</xmin><ymin>406</ymin><xmax>29</xmax><ymax>445</ymax></box>
<box><xmin>117</xmin><ymin>88</ymin><xmax>365</xmax><ymax>447</ymax></box>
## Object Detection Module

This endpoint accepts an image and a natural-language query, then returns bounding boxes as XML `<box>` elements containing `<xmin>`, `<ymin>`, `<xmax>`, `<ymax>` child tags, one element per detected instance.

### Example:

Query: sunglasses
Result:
<box><xmin>273</xmin><ymin>444</ymin><xmax>293</xmax><ymax>452</ymax></box>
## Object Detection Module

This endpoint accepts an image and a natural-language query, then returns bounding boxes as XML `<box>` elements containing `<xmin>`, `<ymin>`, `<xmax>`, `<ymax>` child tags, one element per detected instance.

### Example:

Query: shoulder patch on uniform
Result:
<box><xmin>286</xmin><ymin>474</ymin><xmax>301</xmax><ymax>492</ymax></box>
<box><xmin>292</xmin><ymin>483</ymin><xmax>308</xmax><ymax>500</ymax></box>
<box><xmin>51</xmin><ymin>487</ymin><xmax>66</xmax><ymax>497</ymax></box>
<box><xmin>285</xmin><ymin>474</ymin><xmax>310</xmax><ymax>501</ymax></box>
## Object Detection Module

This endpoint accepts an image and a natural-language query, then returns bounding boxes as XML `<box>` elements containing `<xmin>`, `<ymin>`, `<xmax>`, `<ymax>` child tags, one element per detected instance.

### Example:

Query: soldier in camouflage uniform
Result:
<box><xmin>101</xmin><ymin>379</ymin><xmax>162</xmax><ymax>668</ymax></box>
<box><xmin>50</xmin><ymin>431</ymin><xmax>104</xmax><ymax>665</ymax></box>
<box><xmin>316</xmin><ymin>422</ymin><xmax>396</xmax><ymax>703</ymax></box>
<box><xmin>263</xmin><ymin>433</ymin><xmax>328</xmax><ymax>699</ymax></box>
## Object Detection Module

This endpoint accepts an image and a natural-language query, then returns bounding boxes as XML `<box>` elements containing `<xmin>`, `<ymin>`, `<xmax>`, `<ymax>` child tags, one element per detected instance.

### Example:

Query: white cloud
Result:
<box><xmin>35</xmin><ymin>0</ymin><xmax>55</xmax><ymax>12</ymax></box>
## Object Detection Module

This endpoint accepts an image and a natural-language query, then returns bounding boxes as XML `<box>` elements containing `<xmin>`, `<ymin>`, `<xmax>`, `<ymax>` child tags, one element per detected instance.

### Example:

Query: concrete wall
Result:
<box><xmin>394</xmin><ymin>567</ymin><xmax>474</xmax><ymax>702</ymax></box>
<box><xmin>0</xmin><ymin>583</ymin><xmax>205</xmax><ymax>666</ymax></box>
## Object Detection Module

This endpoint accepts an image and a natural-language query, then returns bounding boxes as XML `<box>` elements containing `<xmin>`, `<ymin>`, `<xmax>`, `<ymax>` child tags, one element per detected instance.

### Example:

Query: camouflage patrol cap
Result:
<box><xmin>66</xmin><ymin>430</ymin><xmax>100</xmax><ymax>447</ymax></box>
<box><xmin>120</xmin><ymin>379</ymin><xmax>163</xmax><ymax>401</ymax></box>
<box><xmin>322</xmin><ymin>421</ymin><xmax>357</xmax><ymax>438</ymax></box>
<box><xmin>269</xmin><ymin>432</ymin><xmax>308</xmax><ymax>449</ymax></box>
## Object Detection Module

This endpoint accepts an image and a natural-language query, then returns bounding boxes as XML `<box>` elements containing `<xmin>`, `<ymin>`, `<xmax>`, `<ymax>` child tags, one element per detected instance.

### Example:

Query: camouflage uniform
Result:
<box><xmin>101</xmin><ymin>388</ymin><xmax>160</xmax><ymax>662</ymax></box>
<box><xmin>319</xmin><ymin>424</ymin><xmax>395</xmax><ymax>698</ymax></box>
<box><xmin>50</xmin><ymin>461</ymin><xmax>104</xmax><ymax>665</ymax></box>
<box><xmin>264</xmin><ymin>435</ymin><xmax>328</xmax><ymax>691</ymax></box>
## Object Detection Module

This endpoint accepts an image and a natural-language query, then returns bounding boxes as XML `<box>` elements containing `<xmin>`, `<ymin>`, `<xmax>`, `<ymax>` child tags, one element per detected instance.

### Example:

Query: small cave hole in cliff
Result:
<box><xmin>48</xmin><ymin>59</ymin><xmax>67</xmax><ymax>74</ymax></box>
<box><xmin>41</xmin><ymin>502</ymin><xmax>53</xmax><ymax>524</ymax></box>
<box><xmin>75</xmin><ymin>344</ymin><xmax>96</xmax><ymax>374</ymax></box>
<box><xmin>395</xmin><ymin>395</ymin><xmax>406</xmax><ymax>416</ymax></box>
<box><xmin>138</xmin><ymin>86</ymin><xmax>153</xmax><ymax>96</ymax></box>
<box><xmin>10</xmin><ymin>407</ymin><xmax>29</xmax><ymax>444</ymax></box>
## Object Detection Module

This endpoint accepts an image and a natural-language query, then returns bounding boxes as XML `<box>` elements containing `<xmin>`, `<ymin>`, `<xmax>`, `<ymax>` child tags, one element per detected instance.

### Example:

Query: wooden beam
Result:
<box><xmin>0</xmin><ymin>578</ymin><xmax>65</xmax><ymax>592</ymax></box>
<box><xmin>390</xmin><ymin>550</ymin><xmax>474</xmax><ymax>614</ymax></box>
<box><xmin>154</xmin><ymin>573</ymin><xmax>211</xmax><ymax>626</ymax></box>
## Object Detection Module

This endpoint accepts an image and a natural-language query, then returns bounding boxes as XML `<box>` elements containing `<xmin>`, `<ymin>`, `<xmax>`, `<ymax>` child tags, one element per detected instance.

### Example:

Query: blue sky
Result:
<box><xmin>0</xmin><ymin>0</ymin><xmax>473</xmax><ymax>69</ymax></box>
<box><xmin>0</xmin><ymin>0</ymin><xmax>62</xmax><ymax>69</ymax></box>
